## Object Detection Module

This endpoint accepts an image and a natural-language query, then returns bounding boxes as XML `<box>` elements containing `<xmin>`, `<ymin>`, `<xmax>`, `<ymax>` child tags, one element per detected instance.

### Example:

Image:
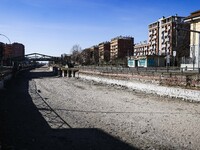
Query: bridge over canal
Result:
<box><xmin>11</xmin><ymin>53</ymin><xmax>78</xmax><ymax>78</ymax></box>
<box><xmin>12</xmin><ymin>53</ymin><xmax>62</xmax><ymax>62</ymax></box>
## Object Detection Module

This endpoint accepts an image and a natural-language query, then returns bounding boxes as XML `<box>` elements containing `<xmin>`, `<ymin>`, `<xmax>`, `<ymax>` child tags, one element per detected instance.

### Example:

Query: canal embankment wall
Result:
<box><xmin>78</xmin><ymin>70</ymin><xmax>200</xmax><ymax>102</ymax></box>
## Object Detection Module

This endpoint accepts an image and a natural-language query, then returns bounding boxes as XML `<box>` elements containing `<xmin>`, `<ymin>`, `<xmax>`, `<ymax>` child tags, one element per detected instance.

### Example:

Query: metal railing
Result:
<box><xmin>181</xmin><ymin>57</ymin><xmax>194</xmax><ymax>64</ymax></box>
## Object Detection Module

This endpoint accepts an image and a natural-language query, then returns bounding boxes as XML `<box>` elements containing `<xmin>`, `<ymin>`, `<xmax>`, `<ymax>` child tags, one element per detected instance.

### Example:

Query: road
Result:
<box><xmin>1</xmin><ymin>66</ymin><xmax>200</xmax><ymax>150</ymax></box>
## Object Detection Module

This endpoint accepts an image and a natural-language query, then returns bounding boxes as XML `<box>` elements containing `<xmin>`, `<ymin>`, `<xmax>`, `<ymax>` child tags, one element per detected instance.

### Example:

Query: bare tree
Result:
<box><xmin>71</xmin><ymin>44</ymin><xmax>82</xmax><ymax>64</ymax></box>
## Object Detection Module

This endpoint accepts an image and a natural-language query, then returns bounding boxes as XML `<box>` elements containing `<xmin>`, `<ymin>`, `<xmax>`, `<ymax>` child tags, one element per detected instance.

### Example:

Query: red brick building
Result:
<box><xmin>0</xmin><ymin>42</ymin><xmax>25</xmax><ymax>66</ymax></box>
<box><xmin>98</xmin><ymin>42</ymin><xmax>110</xmax><ymax>63</ymax></box>
<box><xmin>12</xmin><ymin>42</ymin><xmax>25</xmax><ymax>58</ymax></box>
<box><xmin>110</xmin><ymin>36</ymin><xmax>134</xmax><ymax>62</ymax></box>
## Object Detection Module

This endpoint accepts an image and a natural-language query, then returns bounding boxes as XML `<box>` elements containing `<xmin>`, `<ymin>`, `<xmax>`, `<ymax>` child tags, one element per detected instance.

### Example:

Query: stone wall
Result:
<box><xmin>79</xmin><ymin>69</ymin><xmax>200</xmax><ymax>90</ymax></box>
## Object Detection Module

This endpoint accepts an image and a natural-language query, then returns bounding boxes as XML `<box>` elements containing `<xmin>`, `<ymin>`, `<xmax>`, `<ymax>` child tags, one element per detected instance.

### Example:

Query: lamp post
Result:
<box><xmin>0</xmin><ymin>33</ymin><xmax>11</xmax><ymax>44</ymax></box>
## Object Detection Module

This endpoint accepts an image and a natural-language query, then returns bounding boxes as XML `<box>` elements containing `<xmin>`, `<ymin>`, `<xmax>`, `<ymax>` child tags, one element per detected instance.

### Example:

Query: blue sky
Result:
<box><xmin>0</xmin><ymin>0</ymin><xmax>199</xmax><ymax>56</ymax></box>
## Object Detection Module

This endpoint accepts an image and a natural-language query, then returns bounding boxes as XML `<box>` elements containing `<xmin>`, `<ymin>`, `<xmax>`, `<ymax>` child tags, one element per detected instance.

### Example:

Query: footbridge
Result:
<box><xmin>12</xmin><ymin>53</ymin><xmax>61</xmax><ymax>62</ymax></box>
<box><xmin>11</xmin><ymin>53</ymin><xmax>78</xmax><ymax>77</ymax></box>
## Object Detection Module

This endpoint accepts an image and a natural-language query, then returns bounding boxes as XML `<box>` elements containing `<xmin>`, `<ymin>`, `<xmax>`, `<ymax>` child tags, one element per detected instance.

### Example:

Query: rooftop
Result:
<box><xmin>185</xmin><ymin>10</ymin><xmax>200</xmax><ymax>21</ymax></box>
<box><xmin>111</xmin><ymin>36</ymin><xmax>133</xmax><ymax>41</ymax></box>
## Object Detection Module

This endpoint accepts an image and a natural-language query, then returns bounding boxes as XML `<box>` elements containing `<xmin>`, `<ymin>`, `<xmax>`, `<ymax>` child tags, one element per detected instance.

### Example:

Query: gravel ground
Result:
<box><xmin>35</xmin><ymin>67</ymin><xmax>200</xmax><ymax>149</ymax></box>
<box><xmin>1</xmin><ymin>66</ymin><xmax>200</xmax><ymax>150</ymax></box>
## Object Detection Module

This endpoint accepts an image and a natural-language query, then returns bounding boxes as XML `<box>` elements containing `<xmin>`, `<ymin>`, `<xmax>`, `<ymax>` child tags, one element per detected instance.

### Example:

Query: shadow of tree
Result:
<box><xmin>0</xmin><ymin>68</ymin><xmax>138</xmax><ymax>150</ymax></box>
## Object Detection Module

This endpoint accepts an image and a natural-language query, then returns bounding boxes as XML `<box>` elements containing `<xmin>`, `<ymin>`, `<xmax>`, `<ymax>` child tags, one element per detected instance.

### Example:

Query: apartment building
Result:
<box><xmin>148</xmin><ymin>21</ymin><xmax>159</xmax><ymax>55</ymax></box>
<box><xmin>149</xmin><ymin>15</ymin><xmax>190</xmax><ymax>65</ymax></box>
<box><xmin>81</xmin><ymin>46</ymin><xmax>99</xmax><ymax>65</ymax></box>
<box><xmin>2</xmin><ymin>42</ymin><xmax>25</xmax><ymax>59</ymax></box>
<box><xmin>134</xmin><ymin>41</ymin><xmax>149</xmax><ymax>56</ymax></box>
<box><xmin>0</xmin><ymin>42</ymin><xmax>25</xmax><ymax>65</ymax></box>
<box><xmin>110</xmin><ymin>36</ymin><xmax>134</xmax><ymax>61</ymax></box>
<box><xmin>98</xmin><ymin>42</ymin><xmax>110</xmax><ymax>63</ymax></box>
<box><xmin>12</xmin><ymin>42</ymin><xmax>25</xmax><ymax>58</ymax></box>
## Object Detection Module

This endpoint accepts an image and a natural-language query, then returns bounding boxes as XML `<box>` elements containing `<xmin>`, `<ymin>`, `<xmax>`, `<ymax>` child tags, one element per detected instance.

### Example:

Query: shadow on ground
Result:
<box><xmin>0</xmin><ymin>67</ymin><xmax>138</xmax><ymax>150</ymax></box>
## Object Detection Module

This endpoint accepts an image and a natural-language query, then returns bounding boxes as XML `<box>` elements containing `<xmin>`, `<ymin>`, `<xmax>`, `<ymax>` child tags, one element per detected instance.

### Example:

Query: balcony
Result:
<box><xmin>165</xmin><ymin>38</ymin><xmax>169</xmax><ymax>42</ymax></box>
<box><xmin>164</xmin><ymin>32</ymin><xmax>168</xmax><ymax>37</ymax></box>
<box><xmin>162</xmin><ymin>44</ymin><xmax>166</xmax><ymax>48</ymax></box>
<box><xmin>152</xmin><ymin>41</ymin><xmax>156</xmax><ymax>44</ymax></box>
<box><xmin>153</xmin><ymin>35</ymin><xmax>157</xmax><ymax>39</ymax></box>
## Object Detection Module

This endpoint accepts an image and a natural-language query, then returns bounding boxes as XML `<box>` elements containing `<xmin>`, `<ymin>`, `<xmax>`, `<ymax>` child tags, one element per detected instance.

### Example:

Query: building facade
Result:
<box><xmin>90</xmin><ymin>46</ymin><xmax>99</xmax><ymax>65</ymax></box>
<box><xmin>148</xmin><ymin>21</ymin><xmax>159</xmax><ymax>55</ymax></box>
<box><xmin>3</xmin><ymin>44</ymin><xmax>12</xmax><ymax>59</ymax></box>
<box><xmin>98</xmin><ymin>42</ymin><xmax>110</xmax><ymax>63</ymax></box>
<box><xmin>110</xmin><ymin>36</ymin><xmax>134</xmax><ymax>61</ymax></box>
<box><xmin>134</xmin><ymin>41</ymin><xmax>149</xmax><ymax>56</ymax></box>
<box><xmin>0</xmin><ymin>42</ymin><xmax>25</xmax><ymax>66</ymax></box>
<box><xmin>128</xmin><ymin>55</ymin><xmax>165</xmax><ymax>67</ymax></box>
<box><xmin>12</xmin><ymin>42</ymin><xmax>25</xmax><ymax>58</ymax></box>
<box><xmin>148</xmin><ymin>15</ymin><xmax>190</xmax><ymax>65</ymax></box>
<box><xmin>81</xmin><ymin>46</ymin><xmax>99</xmax><ymax>65</ymax></box>
<box><xmin>181</xmin><ymin>10</ymin><xmax>200</xmax><ymax>70</ymax></box>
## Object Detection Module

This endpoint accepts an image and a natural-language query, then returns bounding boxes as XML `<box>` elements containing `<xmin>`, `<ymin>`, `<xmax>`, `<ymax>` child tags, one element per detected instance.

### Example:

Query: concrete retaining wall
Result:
<box><xmin>79</xmin><ymin>70</ymin><xmax>200</xmax><ymax>90</ymax></box>
<box><xmin>79</xmin><ymin>71</ymin><xmax>200</xmax><ymax>102</ymax></box>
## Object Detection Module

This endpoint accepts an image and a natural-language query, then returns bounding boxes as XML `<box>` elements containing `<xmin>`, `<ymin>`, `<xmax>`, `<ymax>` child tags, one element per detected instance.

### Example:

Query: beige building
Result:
<box><xmin>110</xmin><ymin>36</ymin><xmax>134</xmax><ymax>61</ymax></box>
<box><xmin>181</xmin><ymin>10</ymin><xmax>200</xmax><ymax>70</ymax></box>
<box><xmin>148</xmin><ymin>21</ymin><xmax>159</xmax><ymax>55</ymax></box>
<box><xmin>134</xmin><ymin>41</ymin><xmax>149</xmax><ymax>56</ymax></box>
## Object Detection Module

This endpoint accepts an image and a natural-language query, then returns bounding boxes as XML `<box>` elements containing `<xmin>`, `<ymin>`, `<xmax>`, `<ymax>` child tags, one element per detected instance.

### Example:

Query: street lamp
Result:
<box><xmin>0</xmin><ymin>33</ymin><xmax>11</xmax><ymax>44</ymax></box>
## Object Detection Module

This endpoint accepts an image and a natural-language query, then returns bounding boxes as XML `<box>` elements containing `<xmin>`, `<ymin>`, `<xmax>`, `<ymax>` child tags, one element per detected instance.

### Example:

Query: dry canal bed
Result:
<box><xmin>1</xmin><ymin>66</ymin><xmax>200</xmax><ymax>150</ymax></box>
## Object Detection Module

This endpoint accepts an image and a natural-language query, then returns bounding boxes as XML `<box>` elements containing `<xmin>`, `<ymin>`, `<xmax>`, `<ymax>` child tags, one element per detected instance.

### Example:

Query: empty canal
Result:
<box><xmin>0</xmin><ymin>66</ymin><xmax>200</xmax><ymax>149</ymax></box>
